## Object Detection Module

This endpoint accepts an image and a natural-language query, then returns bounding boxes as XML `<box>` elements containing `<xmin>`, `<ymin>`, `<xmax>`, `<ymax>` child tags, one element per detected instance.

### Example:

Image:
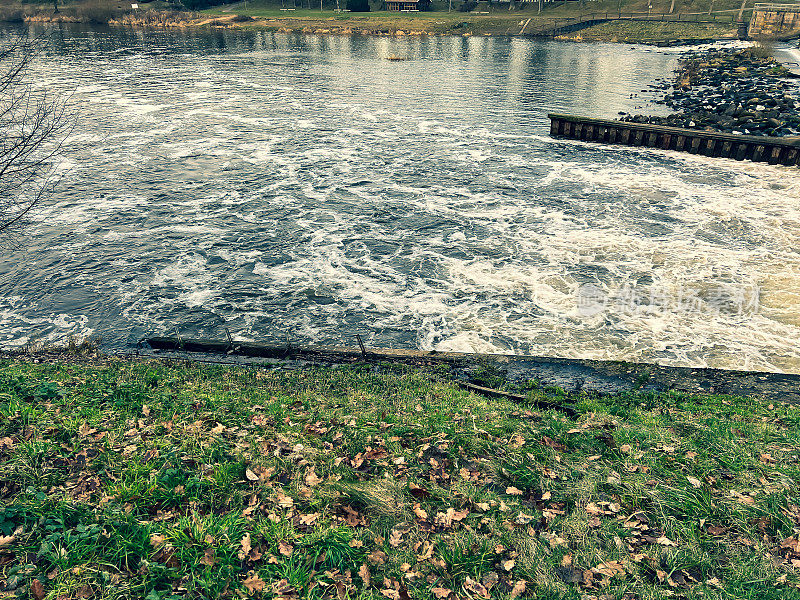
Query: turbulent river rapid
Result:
<box><xmin>2</xmin><ymin>25</ymin><xmax>799</xmax><ymax>372</ymax></box>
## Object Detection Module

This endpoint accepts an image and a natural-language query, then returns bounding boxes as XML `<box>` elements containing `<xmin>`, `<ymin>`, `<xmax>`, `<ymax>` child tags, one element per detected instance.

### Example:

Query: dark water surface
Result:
<box><xmin>2</xmin><ymin>26</ymin><xmax>799</xmax><ymax>372</ymax></box>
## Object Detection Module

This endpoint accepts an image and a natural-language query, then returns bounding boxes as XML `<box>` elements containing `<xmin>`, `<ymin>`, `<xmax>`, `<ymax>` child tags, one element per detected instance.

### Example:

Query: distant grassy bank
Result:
<box><xmin>0</xmin><ymin>355</ymin><xmax>799</xmax><ymax>598</ymax></box>
<box><xmin>0</xmin><ymin>0</ymin><xmax>745</xmax><ymax>43</ymax></box>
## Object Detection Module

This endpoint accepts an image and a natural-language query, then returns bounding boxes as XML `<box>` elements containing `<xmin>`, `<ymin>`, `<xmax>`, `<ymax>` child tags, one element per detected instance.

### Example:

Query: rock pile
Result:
<box><xmin>620</xmin><ymin>48</ymin><xmax>800</xmax><ymax>137</ymax></box>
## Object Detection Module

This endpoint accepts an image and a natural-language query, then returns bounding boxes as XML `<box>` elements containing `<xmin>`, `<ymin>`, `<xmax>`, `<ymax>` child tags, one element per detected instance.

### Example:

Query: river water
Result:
<box><xmin>1</xmin><ymin>25</ymin><xmax>799</xmax><ymax>372</ymax></box>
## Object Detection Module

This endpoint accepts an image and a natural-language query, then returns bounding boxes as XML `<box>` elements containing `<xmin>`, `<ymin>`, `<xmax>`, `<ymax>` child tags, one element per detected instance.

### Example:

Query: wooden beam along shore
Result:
<box><xmin>548</xmin><ymin>113</ymin><xmax>800</xmax><ymax>166</ymax></box>
<box><xmin>141</xmin><ymin>336</ymin><xmax>800</xmax><ymax>404</ymax></box>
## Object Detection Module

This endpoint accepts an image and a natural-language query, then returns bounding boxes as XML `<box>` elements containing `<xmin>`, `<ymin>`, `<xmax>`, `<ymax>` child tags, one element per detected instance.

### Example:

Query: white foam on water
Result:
<box><xmin>8</xmin><ymin>31</ymin><xmax>800</xmax><ymax>370</ymax></box>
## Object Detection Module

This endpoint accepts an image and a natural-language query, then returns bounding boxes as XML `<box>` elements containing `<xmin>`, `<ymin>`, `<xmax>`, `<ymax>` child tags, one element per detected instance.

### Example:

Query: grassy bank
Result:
<box><xmin>0</xmin><ymin>0</ymin><xmax>746</xmax><ymax>43</ymax></box>
<box><xmin>555</xmin><ymin>19</ymin><xmax>738</xmax><ymax>43</ymax></box>
<box><xmin>0</xmin><ymin>356</ymin><xmax>799</xmax><ymax>598</ymax></box>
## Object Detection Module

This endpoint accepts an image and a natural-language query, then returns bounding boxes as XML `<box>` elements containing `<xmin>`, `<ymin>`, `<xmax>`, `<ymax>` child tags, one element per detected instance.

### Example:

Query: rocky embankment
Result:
<box><xmin>621</xmin><ymin>48</ymin><xmax>800</xmax><ymax>138</ymax></box>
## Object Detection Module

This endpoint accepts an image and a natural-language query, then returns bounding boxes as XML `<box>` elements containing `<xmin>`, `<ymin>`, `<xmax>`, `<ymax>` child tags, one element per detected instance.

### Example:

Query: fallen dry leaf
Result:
<box><xmin>239</xmin><ymin>533</ymin><xmax>253</xmax><ymax>560</ymax></box>
<box><xmin>30</xmin><ymin>580</ymin><xmax>45</xmax><ymax>600</ymax></box>
<box><xmin>687</xmin><ymin>476</ymin><xmax>702</xmax><ymax>488</ymax></box>
<box><xmin>505</xmin><ymin>486</ymin><xmax>524</xmax><ymax>496</ymax></box>
<box><xmin>509</xmin><ymin>580</ymin><xmax>526</xmax><ymax>599</ymax></box>
<box><xmin>276</xmin><ymin>491</ymin><xmax>294</xmax><ymax>508</ymax></box>
<box><xmin>358</xmin><ymin>564</ymin><xmax>371</xmax><ymax>586</ymax></box>
<box><xmin>431</xmin><ymin>587</ymin><xmax>452</xmax><ymax>599</ymax></box>
<box><xmin>464</xmin><ymin>576</ymin><xmax>490</xmax><ymax>599</ymax></box>
<box><xmin>242</xmin><ymin>571</ymin><xmax>266</xmax><ymax>594</ymax></box>
<box><xmin>245</xmin><ymin>468</ymin><xmax>259</xmax><ymax>482</ymax></box>
<box><xmin>305</xmin><ymin>469</ymin><xmax>323</xmax><ymax>487</ymax></box>
<box><xmin>278</xmin><ymin>541</ymin><xmax>293</xmax><ymax>556</ymax></box>
<box><xmin>368</xmin><ymin>549</ymin><xmax>387</xmax><ymax>566</ymax></box>
<box><xmin>592</xmin><ymin>560</ymin><xmax>626</xmax><ymax>578</ymax></box>
<box><xmin>657</xmin><ymin>536</ymin><xmax>677</xmax><ymax>547</ymax></box>
<box><xmin>200</xmin><ymin>548</ymin><xmax>217</xmax><ymax>567</ymax></box>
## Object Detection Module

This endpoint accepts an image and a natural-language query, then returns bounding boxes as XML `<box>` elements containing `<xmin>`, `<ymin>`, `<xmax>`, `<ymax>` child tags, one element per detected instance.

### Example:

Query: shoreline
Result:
<box><xmin>6</xmin><ymin>10</ymin><xmax>743</xmax><ymax>45</ymax></box>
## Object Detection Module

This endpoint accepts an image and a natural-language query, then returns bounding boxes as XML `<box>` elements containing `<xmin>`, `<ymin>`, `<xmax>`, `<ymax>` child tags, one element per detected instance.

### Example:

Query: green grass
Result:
<box><xmin>0</xmin><ymin>357</ymin><xmax>799</xmax><ymax>599</ymax></box>
<box><xmin>559</xmin><ymin>19</ymin><xmax>738</xmax><ymax>42</ymax></box>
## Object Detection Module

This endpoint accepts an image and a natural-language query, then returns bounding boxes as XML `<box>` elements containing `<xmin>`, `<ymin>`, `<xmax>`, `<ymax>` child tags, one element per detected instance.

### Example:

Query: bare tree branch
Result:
<box><xmin>0</xmin><ymin>34</ymin><xmax>73</xmax><ymax>245</ymax></box>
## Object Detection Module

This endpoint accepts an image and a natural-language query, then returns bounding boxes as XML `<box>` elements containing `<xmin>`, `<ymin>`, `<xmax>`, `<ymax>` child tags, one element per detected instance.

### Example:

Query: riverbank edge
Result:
<box><xmin>9</xmin><ymin>334</ymin><xmax>800</xmax><ymax>404</ymax></box>
<box><xmin>9</xmin><ymin>11</ymin><xmax>742</xmax><ymax>45</ymax></box>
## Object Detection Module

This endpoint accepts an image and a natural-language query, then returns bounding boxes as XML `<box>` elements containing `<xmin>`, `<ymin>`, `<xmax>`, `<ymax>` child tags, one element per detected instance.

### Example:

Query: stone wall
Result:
<box><xmin>749</xmin><ymin>7</ymin><xmax>800</xmax><ymax>38</ymax></box>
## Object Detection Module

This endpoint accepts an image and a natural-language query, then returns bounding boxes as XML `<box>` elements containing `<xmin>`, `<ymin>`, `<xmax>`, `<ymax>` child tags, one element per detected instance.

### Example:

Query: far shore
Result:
<box><xmin>6</xmin><ymin>6</ymin><xmax>746</xmax><ymax>45</ymax></box>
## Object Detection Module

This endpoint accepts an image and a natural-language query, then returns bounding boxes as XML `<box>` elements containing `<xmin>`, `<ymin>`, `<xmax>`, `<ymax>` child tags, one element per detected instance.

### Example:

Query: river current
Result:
<box><xmin>2</xmin><ymin>25</ymin><xmax>799</xmax><ymax>372</ymax></box>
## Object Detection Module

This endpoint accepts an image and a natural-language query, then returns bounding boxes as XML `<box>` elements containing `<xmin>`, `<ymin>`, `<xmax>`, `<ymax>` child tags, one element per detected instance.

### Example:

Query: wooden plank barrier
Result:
<box><xmin>548</xmin><ymin>113</ymin><xmax>800</xmax><ymax>166</ymax></box>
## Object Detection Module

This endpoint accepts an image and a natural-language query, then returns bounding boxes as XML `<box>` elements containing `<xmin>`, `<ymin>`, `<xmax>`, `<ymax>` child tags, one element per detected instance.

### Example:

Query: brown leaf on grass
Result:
<box><xmin>305</xmin><ymin>469</ymin><xmax>323</xmax><ymax>487</ymax></box>
<box><xmin>541</xmin><ymin>436</ymin><xmax>567</xmax><ymax>452</ymax></box>
<box><xmin>299</xmin><ymin>513</ymin><xmax>319</xmax><ymax>527</ymax></box>
<box><xmin>368</xmin><ymin>549</ymin><xmax>387</xmax><ymax>566</ymax></box>
<box><xmin>30</xmin><ymin>580</ymin><xmax>45</xmax><ymax>600</ymax></box>
<box><xmin>687</xmin><ymin>476</ymin><xmax>702</xmax><ymax>488</ymax></box>
<box><xmin>358</xmin><ymin>564</ymin><xmax>371</xmax><ymax>587</ymax></box>
<box><xmin>509</xmin><ymin>434</ymin><xmax>525</xmax><ymax>449</ymax></box>
<box><xmin>341</xmin><ymin>505</ymin><xmax>365</xmax><ymax>527</ymax></box>
<box><xmin>389</xmin><ymin>527</ymin><xmax>407</xmax><ymax>548</ymax></box>
<box><xmin>249</xmin><ymin>547</ymin><xmax>263</xmax><ymax>562</ymax></box>
<box><xmin>592</xmin><ymin>561</ymin><xmax>626</xmax><ymax>578</ymax></box>
<box><xmin>200</xmin><ymin>548</ymin><xmax>217</xmax><ymax>567</ymax></box>
<box><xmin>74</xmin><ymin>585</ymin><xmax>94</xmax><ymax>599</ymax></box>
<box><xmin>412</xmin><ymin>503</ymin><xmax>428</xmax><ymax>521</ymax></box>
<box><xmin>78</xmin><ymin>423</ymin><xmax>97</xmax><ymax>438</ymax></box>
<box><xmin>505</xmin><ymin>486</ymin><xmax>524</xmax><ymax>496</ymax></box>
<box><xmin>245</xmin><ymin>469</ymin><xmax>260</xmax><ymax>482</ymax></box>
<box><xmin>210</xmin><ymin>423</ymin><xmax>226</xmax><ymax>435</ymax></box>
<box><xmin>0</xmin><ymin>535</ymin><xmax>15</xmax><ymax>549</ymax></box>
<box><xmin>416</xmin><ymin>541</ymin><xmax>434</xmax><ymax>560</ymax></box>
<box><xmin>482</xmin><ymin>572</ymin><xmax>499</xmax><ymax>591</ymax></box>
<box><xmin>242</xmin><ymin>571</ymin><xmax>266</xmax><ymax>594</ymax></box>
<box><xmin>239</xmin><ymin>534</ymin><xmax>253</xmax><ymax>560</ymax></box>
<box><xmin>656</xmin><ymin>536</ymin><xmax>677</xmax><ymax>547</ymax></box>
<box><xmin>732</xmin><ymin>491</ymin><xmax>755</xmax><ymax>505</ymax></box>
<box><xmin>154</xmin><ymin>545</ymin><xmax>180</xmax><ymax>569</ymax></box>
<box><xmin>431</xmin><ymin>587</ymin><xmax>452</xmax><ymax>599</ymax></box>
<box><xmin>510</xmin><ymin>580</ymin><xmax>526</xmax><ymax>598</ymax></box>
<box><xmin>463</xmin><ymin>576</ymin><xmax>490</xmax><ymax>599</ymax></box>
<box><xmin>148</xmin><ymin>533</ymin><xmax>165</xmax><ymax>548</ymax></box>
<box><xmin>271</xmin><ymin>578</ymin><xmax>299</xmax><ymax>600</ymax></box>
<box><xmin>502</xmin><ymin>559</ymin><xmax>516</xmax><ymax>571</ymax></box>
<box><xmin>706</xmin><ymin>525</ymin><xmax>728</xmax><ymax>536</ymax></box>
<box><xmin>780</xmin><ymin>536</ymin><xmax>800</xmax><ymax>554</ymax></box>
<box><xmin>381</xmin><ymin>591</ymin><xmax>400</xmax><ymax>600</ymax></box>
<box><xmin>279</xmin><ymin>541</ymin><xmax>293</xmax><ymax>556</ymax></box>
<box><xmin>276</xmin><ymin>491</ymin><xmax>294</xmax><ymax>508</ymax></box>
<box><xmin>435</xmin><ymin>507</ymin><xmax>469</xmax><ymax>527</ymax></box>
